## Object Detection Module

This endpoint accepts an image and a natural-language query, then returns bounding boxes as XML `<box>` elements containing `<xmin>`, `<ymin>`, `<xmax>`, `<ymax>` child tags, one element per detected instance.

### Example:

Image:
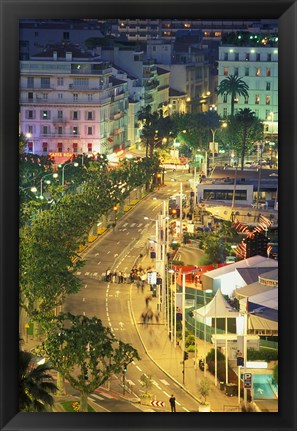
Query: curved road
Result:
<box><xmin>63</xmin><ymin>171</ymin><xmax>201</xmax><ymax>412</ymax></box>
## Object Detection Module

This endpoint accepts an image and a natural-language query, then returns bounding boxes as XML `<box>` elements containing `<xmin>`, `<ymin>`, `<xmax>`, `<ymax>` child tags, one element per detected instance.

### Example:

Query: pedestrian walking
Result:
<box><xmin>169</xmin><ymin>395</ymin><xmax>176</xmax><ymax>412</ymax></box>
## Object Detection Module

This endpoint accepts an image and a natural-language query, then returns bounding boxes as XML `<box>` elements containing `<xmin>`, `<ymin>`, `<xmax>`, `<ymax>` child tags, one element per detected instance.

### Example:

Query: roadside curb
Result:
<box><xmin>129</xmin><ymin>284</ymin><xmax>202</xmax><ymax>408</ymax></box>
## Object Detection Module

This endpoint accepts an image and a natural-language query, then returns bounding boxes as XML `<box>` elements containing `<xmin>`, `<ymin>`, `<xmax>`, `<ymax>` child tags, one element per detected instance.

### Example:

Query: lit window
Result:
<box><xmin>266</xmin><ymin>68</ymin><xmax>271</xmax><ymax>77</ymax></box>
<box><xmin>255</xmin><ymin>95</ymin><xmax>260</xmax><ymax>104</ymax></box>
<box><xmin>266</xmin><ymin>96</ymin><xmax>271</xmax><ymax>105</ymax></box>
<box><xmin>223</xmin><ymin>67</ymin><xmax>228</xmax><ymax>76</ymax></box>
<box><xmin>256</xmin><ymin>68</ymin><xmax>261</xmax><ymax>77</ymax></box>
<box><xmin>73</xmin><ymin>127</ymin><xmax>78</xmax><ymax>135</ymax></box>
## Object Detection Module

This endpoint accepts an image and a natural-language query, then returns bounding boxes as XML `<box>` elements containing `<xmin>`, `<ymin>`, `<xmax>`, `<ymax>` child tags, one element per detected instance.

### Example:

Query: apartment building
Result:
<box><xmin>217</xmin><ymin>44</ymin><xmax>278</xmax><ymax>137</ymax></box>
<box><xmin>101</xmin><ymin>46</ymin><xmax>170</xmax><ymax>113</ymax></box>
<box><xmin>19</xmin><ymin>43</ymin><xmax>129</xmax><ymax>156</ymax></box>
<box><xmin>19</xmin><ymin>19</ymin><xmax>103</xmax><ymax>59</ymax></box>
<box><xmin>114</xmin><ymin>19</ymin><xmax>278</xmax><ymax>42</ymax></box>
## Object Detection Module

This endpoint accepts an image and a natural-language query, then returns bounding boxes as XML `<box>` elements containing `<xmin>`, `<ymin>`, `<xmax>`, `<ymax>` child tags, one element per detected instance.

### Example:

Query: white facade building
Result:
<box><xmin>217</xmin><ymin>45</ymin><xmax>278</xmax><ymax>137</ymax></box>
<box><xmin>20</xmin><ymin>44</ymin><xmax>129</xmax><ymax>156</ymax></box>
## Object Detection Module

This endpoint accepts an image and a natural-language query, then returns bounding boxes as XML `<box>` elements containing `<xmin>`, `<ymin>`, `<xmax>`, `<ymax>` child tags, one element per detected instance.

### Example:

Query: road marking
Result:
<box><xmin>85</xmin><ymin>272</ymin><xmax>90</xmax><ymax>276</ymax></box>
<box><xmin>163</xmin><ymin>391</ymin><xmax>171</xmax><ymax>398</ymax></box>
<box><xmin>123</xmin><ymin>223</ymin><xmax>128</xmax><ymax>227</ymax></box>
<box><xmin>99</xmin><ymin>391</ymin><xmax>116</xmax><ymax>400</ymax></box>
<box><xmin>152</xmin><ymin>380</ymin><xmax>162</xmax><ymax>390</ymax></box>
<box><xmin>114</xmin><ymin>253</ymin><xmax>119</xmax><ymax>257</ymax></box>
<box><xmin>91</xmin><ymin>393</ymin><xmax>104</xmax><ymax>401</ymax></box>
<box><xmin>82</xmin><ymin>298</ymin><xmax>85</xmax><ymax>302</ymax></box>
<box><xmin>176</xmin><ymin>400</ymin><xmax>181</xmax><ymax>406</ymax></box>
<box><xmin>136</xmin><ymin>365</ymin><xmax>142</xmax><ymax>372</ymax></box>
<box><xmin>160</xmin><ymin>379</ymin><xmax>170</xmax><ymax>386</ymax></box>
<box><xmin>97</xmin><ymin>261</ymin><xmax>101</xmax><ymax>265</ymax></box>
<box><xmin>119</xmin><ymin>322</ymin><xmax>124</xmax><ymax>329</ymax></box>
<box><xmin>115</xmin><ymin>290</ymin><xmax>120</xmax><ymax>298</ymax></box>
<box><xmin>130</xmin><ymin>223</ymin><xmax>136</xmax><ymax>227</ymax></box>
<box><xmin>93</xmin><ymin>272</ymin><xmax>98</xmax><ymax>277</ymax></box>
<box><xmin>84</xmin><ymin>285</ymin><xmax>87</xmax><ymax>289</ymax></box>
<box><xmin>126</xmin><ymin>379</ymin><xmax>135</xmax><ymax>386</ymax></box>
<box><xmin>137</xmin><ymin>223</ymin><xmax>143</xmax><ymax>228</ymax></box>
<box><xmin>107</xmin><ymin>251</ymin><xmax>110</xmax><ymax>254</ymax></box>
<box><xmin>95</xmin><ymin>253</ymin><xmax>99</xmax><ymax>256</ymax></box>
<box><xmin>182</xmin><ymin>406</ymin><xmax>189</xmax><ymax>412</ymax></box>
<box><xmin>76</xmin><ymin>271</ymin><xmax>81</xmax><ymax>275</ymax></box>
<box><xmin>117</xmin><ymin>241</ymin><xmax>120</xmax><ymax>245</ymax></box>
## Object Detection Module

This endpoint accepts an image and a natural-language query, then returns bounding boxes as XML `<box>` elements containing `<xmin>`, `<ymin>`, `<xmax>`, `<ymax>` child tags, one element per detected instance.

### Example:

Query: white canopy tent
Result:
<box><xmin>193</xmin><ymin>289</ymin><xmax>240</xmax><ymax>386</ymax></box>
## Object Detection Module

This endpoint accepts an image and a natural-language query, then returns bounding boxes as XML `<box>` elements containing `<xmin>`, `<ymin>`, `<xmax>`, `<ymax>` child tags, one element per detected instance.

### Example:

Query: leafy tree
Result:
<box><xmin>198</xmin><ymin>221</ymin><xmax>239</xmax><ymax>264</ymax></box>
<box><xmin>19</xmin><ymin>350</ymin><xmax>57</xmax><ymax>412</ymax></box>
<box><xmin>42</xmin><ymin>313</ymin><xmax>140</xmax><ymax>412</ymax></box>
<box><xmin>198</xmin><ymin>378</ymin><xmax>212</xmax><ymax>405</ymax></box>
<box><xmin>139</xmin><ymin>374</ymin><xmax>153</xmax><ymax>395</ymax></box>
<box><xmin>233</xmin><ymin>108</ymin><xmax>263</xmax><ymax>169</ymax></box>
<box><xmin>217</xmin><ymin>75</ymin><xmax>249</xmax><ymax>117</ymax></box>
<box><xmin>137</xmin><ymin>105</ymin><xmax>161</xmax><ymax>158</ymax></box>
<box><xmin>273</xmin><ymin>362</ymin><xmax>278</xmax><ymax>384</ymax></box>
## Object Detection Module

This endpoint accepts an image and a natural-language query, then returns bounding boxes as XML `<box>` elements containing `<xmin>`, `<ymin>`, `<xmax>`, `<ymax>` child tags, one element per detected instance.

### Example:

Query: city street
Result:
<box><xmin>62</xmin><ymin>171</ymin><xmax>202</xmax><ymax>412</ymax></box>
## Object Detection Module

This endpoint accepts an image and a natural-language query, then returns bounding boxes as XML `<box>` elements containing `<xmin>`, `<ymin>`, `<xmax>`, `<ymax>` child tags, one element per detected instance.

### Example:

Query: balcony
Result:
<box><xmin>111</xmin><ymin>111</ymin><xmax>125</xmax><ymax>121</ymax></box>
<box><xmin>111</xmin><ymin>92</ymin><xmax>125</xmax><ymax>102</ymax></box>
<box><xmin>52</xmin><ymin>117</ymin><xmax>69</xmax><ymax>125</ymax></box>
<box><xmin>40</xmin><ymin>132</ymin><xmax>81</xmax><ymax>139</ymax></box>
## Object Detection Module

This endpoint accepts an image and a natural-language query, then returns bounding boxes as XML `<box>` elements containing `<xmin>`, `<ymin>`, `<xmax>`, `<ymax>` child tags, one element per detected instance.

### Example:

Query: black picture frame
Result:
<box><xmin>1</xmin><ymin>1</ymin><xmax>296</xmax><ymax>430</ymax></box>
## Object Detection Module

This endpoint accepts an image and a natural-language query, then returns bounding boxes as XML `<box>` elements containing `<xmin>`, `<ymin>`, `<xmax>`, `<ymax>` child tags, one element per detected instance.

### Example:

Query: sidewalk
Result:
<box><xmin>129</xmin><ymin>254</ymin><xmax>242</xmax><ymax>413</ymax></box>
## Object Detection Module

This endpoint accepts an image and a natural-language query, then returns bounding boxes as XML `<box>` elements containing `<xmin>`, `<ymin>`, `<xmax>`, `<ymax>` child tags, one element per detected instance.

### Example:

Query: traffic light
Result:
<box><xmin>183</xmin><ymin>351</ymin><xmax>189</xmax><ymax>361</ymax></box>
<box><xmin>84</xmin><ymin>371</ymin><xmax>88</xmax><ymax>380</ymax></box>
<box><xmin>123</xmin><ymin>363</ymin><xmax>127</xmax><ymax>373</ymax></box>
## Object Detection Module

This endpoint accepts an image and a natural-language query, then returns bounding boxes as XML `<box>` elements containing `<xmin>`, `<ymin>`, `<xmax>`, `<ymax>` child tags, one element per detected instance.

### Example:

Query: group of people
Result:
<box><xmin>104</xmin><ymin>264</ymin><xmax>154</xmax><ymax>287</ymax></box>
<box><xmin>105</xmin><ymin>269</ymin><xmax>127</xmax><ymax>284</ymax></box>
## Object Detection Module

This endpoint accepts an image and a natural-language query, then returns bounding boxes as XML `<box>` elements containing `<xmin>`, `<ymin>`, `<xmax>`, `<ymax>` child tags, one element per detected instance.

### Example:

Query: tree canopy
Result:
<box><xmin>42</xmin><ymin>313</ymin><xmax>140</xmax><ymax>412</ymax></box>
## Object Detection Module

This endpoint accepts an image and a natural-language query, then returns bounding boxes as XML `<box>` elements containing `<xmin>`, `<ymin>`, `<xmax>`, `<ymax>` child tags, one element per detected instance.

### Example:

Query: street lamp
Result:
<box><xmin>40</xmin><ymin>172</ymin><xmax>58</xmax><ymax>198</ymax></box>
<box><xmin>60</xmin><ymin>161</ymin><xmax>79</xmax><ymax>187</ymax></box>
<box><xmin>144</xmin><ymin>202</ymin><xmax>169</xmax><ymax>315</ymax></box>
<box><xmin>210</xmin><ymin>122</ymin><xmax>227</xmax><ymax>168</ymax></box>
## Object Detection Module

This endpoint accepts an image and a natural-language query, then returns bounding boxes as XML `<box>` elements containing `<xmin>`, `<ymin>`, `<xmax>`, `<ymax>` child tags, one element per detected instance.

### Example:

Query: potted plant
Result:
<box><xmin>198</xmin><ymin>378</ymin><xmax>212</xmax><ymax>412</ymax></box>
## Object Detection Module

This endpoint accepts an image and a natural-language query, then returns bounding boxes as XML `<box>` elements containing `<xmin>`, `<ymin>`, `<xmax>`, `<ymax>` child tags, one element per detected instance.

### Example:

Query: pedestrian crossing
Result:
<box><xmin>118</xmin><ymin>222</ymin><xmax>144</xmax><ymax>231</ymax></box>
<box><xmin>89</xmin><ymin>389</ymin><xmax>119</xmax><ymax>402</ymax></box>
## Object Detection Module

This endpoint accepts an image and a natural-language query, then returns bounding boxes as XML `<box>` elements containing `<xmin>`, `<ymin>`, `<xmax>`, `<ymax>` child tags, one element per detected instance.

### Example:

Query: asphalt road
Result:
<box><xmin>63</xmin><ymin>170</ymin><xmax>201</xmax><ymax>412</ymax></box>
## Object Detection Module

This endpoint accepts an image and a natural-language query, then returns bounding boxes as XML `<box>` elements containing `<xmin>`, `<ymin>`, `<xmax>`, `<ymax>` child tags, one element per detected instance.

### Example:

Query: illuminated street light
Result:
<box><xmin>40</xmin><ymin>172</ymin><xmax>58</xmax><ymax>197</ymax></box>
<box><xmin>60</xmin><ymin>161</ymin><xmax>79</xmax><ymax>187</ymax></box>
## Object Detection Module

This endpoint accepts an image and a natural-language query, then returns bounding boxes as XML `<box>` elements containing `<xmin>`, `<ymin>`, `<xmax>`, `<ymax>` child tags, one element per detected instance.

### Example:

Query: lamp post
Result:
<box><xmin>60</xmin><ymin>161</ymin><xmax>79</xmax><ymax>187</ymax></box>
<box><xmin>40</xmin><ymin>172</ymin><xmax>58</xmax><ymax>198</ymax></box>
<box><xmin>144</xmin><ymin>202</ymin><xmax>169</xmax><ymax>315</ymax></box>
<box><xmin>202</xmin><ymin>289</ymin><xmax>213</xmax><ymax>377</ymax></box>
<box><xmin>210</xmin><ymin>122</ymin><xmax>227</xmax><ymax>168</ymax></box>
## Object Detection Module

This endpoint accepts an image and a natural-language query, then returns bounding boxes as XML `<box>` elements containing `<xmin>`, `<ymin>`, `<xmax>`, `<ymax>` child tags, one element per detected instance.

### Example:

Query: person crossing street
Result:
<box><xmin>169</xmin><ymin>394</ymin><xmax>176</xmax><ymax>412</ymax></box>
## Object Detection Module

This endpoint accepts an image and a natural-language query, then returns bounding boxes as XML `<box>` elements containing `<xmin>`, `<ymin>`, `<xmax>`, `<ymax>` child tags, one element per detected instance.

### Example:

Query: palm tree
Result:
<box><xmin>19</xmin><ymin>350</ymin><xmax>57</xmax><ymax>412</ymax></box>
<box><xmin>234</xmin><ymin>108</ymin><xmax>259</xmax><ymax>170</ymax></box>
<box><xmin>217</xmin><ymin>75</ymin><xmax>249</xmax><ymax>117</ymax></box>
<box><xmin>137</xmin><ymin>105</ymin><xmax>160</xmax><ymax>158</ymax></box>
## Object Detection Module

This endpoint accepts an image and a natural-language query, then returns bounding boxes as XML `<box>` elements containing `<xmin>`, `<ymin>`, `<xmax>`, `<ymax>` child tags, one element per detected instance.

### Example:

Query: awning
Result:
<box><xmin>194</xmin><ymin>288</ymin><xmax>240</xmax><ymax>319</ymax></box>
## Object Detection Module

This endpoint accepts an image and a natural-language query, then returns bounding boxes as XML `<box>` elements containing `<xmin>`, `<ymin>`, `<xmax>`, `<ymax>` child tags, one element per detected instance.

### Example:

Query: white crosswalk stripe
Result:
<box><xmin>97</xmin><ymin>391</ymin><xmax>115</xmax><ymax>399</ymax></box>
<box><xmin>152</xmin><ymin>380</ymin><xmax>162</xmax><ymax>390</ymax></box>
<box><xmin>90</xmin><ymin>393</ymin><xmax>104</xmax><ymax>401</ymax></box>
<box><xmin>160</xmin><ymin>379</ymin><xmax>170</xmax><ymax>386</ymax></box>
<box><xmin>126</xmin><ymin>379</ymin><xmax>135</xmax><ymax>386</ymax></box>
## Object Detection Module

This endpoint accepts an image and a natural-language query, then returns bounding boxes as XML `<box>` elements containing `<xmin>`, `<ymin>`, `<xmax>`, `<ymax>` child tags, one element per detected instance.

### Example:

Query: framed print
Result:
<box><xmin>1</xmin><ymin>0</ymin><xmax>297</xmax><ymax>430</ymax></box>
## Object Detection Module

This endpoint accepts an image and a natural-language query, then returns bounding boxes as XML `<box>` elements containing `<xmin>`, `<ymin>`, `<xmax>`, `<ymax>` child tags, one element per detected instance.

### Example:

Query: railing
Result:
<box><xmin>39</xmin><ymin>133</ymin><xmax>81</xmax><ymax>138</ymax></box>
